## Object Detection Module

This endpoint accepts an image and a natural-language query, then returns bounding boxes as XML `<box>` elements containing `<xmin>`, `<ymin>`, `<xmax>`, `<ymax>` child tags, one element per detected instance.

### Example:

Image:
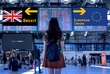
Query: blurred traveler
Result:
<box><xmin>82</xmin><ymin>54</ymin><xmax>87</xmax><ymax>66</ymax></box>
<box><xmin>2</xmin><ymin>50</ymin><xmax>7</xmax><ymax>66</ymax></box>
<box><xmin>32</xmin><ymin>46</ymin><xmax>41</xmax><ymax>73</ymax></box>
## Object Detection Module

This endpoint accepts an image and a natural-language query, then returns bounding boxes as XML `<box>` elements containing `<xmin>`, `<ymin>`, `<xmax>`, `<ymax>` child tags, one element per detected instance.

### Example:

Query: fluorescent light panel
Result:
<box><xmin>84</xmin><ymin>31</ymin><xmax>88</xmax><ymax>36</ymax></box>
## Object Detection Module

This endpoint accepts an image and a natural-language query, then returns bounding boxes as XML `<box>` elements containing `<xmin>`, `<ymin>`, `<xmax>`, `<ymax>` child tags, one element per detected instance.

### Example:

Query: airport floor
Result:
<box><xmin>0</xmin><ymin>64</ymin><xmax>110</xmax><ymax>74</ymax></box>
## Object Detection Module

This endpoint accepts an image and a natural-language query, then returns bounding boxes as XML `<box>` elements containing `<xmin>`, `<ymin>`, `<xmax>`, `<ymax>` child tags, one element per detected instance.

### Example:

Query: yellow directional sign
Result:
<box><xmin>25</xmin><ymin>7</ymin><xmax>38</xmax><ymax>15</ymax></box>
<box><xmin>73</xmin><ymin>8</ymin><xmax>86</xmax><ymax>15</ymax></box>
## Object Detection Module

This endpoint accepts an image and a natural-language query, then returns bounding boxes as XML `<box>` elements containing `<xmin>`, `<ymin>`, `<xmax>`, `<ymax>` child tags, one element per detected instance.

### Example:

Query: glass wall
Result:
<box><xmin>65</xmin><ymin>43</ymin><xmax>110</xmax><ymax>51</ymax></box>
<box><xmin>35</xmin><ymin>43</ymin><xmax>110</xmax><ymax>51</ymax></box>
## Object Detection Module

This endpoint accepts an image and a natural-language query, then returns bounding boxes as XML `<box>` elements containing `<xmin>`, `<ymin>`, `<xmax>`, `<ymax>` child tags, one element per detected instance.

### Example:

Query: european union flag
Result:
<box><xmin>73</xmin><ymin>8</ymin><xmax>107</xmax><ymax>26</ymax></box>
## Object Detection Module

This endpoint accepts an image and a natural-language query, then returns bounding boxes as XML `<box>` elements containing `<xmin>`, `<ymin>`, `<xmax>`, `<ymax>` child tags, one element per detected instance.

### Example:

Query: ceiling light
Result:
<box><xmin>84</xmin><ymin>31</ymin><xmax>88</xmax><ymax>36</ymax></box>
<box><xmin>9</xmin><ymin>0</ymin><xmax>15</xmax><ymax>4</ymax></box>
<box><xmin>90</xmin><ymin>0</ymin><xmax>96</xmax><ymax>4</ymax></box>
<box><xmin>71</xmin><ymin>31</ymin><xmax>74</xmax><ymax>36</ymax></box>
<box><xmin>64</xmin><ymin>0</ymin><xmax>69</xmax><ymax>4</ymax></box>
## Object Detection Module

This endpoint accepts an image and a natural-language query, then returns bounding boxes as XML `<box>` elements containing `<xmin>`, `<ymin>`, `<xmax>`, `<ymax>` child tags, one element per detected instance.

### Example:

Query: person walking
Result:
<box><xmin>32</xmin><ymin>46</ymin><xmax>42</xmax><ymax>73</ymax></box>
<box><xmin>42</xmin><ymin>18</ymin><xmax>65</xmax><ymax>74</ymax></box>
<box><xmin>2</xmin><ymin>51</ymin><xmax>7</xmax><ymax>66</ymax></box>
<box><xmin>82</xmin><ymin>54</ymin><xmax>87</xmax><ymax>66</ymax></box>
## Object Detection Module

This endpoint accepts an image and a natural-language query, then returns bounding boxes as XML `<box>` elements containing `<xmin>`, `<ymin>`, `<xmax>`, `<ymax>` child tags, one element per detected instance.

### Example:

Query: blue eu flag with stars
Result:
<box><xmin>73</xmin><ymin>8</ymin><xmax>107</xmax><ymax>26</ymax></box>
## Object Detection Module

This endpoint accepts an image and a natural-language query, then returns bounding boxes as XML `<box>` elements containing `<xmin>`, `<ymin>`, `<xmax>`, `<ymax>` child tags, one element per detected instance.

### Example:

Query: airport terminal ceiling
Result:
<box><xmin>0</xmin><ymin>0</ymin><xmax>110</xmax><ymax>43</ymax></box>
<box><xmin>0</xmin><ymin>1</ymin><xmax>110</xmax><ymax>74</ymax></box>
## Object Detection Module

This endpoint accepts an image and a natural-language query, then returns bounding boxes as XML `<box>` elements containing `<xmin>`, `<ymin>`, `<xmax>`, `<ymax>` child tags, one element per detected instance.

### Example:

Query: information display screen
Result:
<box><xmin>2</xmin><ymin>34</ymin><xmax>33</xmax><ymax>51</ymax></box>
<box><xmin>38</xmin><ymin>8</ymin><xmax>73</xmax><ymax>31</ymax></box>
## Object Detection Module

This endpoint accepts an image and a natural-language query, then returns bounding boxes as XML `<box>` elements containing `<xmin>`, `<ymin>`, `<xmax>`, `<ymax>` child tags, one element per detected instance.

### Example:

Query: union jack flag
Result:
<box><xmin>3</xmin><ymin>10</ymin><xmax>22</xmax><ymax>22</ymax></box>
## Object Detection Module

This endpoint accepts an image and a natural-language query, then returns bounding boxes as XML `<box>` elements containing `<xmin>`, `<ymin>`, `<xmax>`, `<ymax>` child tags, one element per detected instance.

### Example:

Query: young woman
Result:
<box><xmin>42</xmin><ymin>18</ymin><xmax>65</xmax><ymax>74</ymax></box>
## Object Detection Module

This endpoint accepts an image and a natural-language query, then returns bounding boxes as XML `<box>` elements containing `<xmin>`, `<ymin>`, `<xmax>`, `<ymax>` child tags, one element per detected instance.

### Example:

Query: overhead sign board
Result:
<box><xmin>2</xmin><ymin>7</ymin><xmax>38</xmax><ymax>26</ymax></box>
<box><xmin>73</xmin><ymin>8</ymin><xmax>107</xmax><ymax>26</ymax></box>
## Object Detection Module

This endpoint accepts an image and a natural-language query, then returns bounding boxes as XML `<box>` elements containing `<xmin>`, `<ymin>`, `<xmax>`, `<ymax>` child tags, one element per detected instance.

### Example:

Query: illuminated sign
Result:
<box><xmin>3</xmin><ymin>7</ymin><xmax>38</xmax><ymax>26</ymax></box>
<box><xmin>73</xmin><ymin>8</ymin><xmax>107</xmax><ymax>26</ymax></box>
<box><xmin>38</xmin><ymin>8</ymin><xmax>72</xmax><ymax>31</ymax></box>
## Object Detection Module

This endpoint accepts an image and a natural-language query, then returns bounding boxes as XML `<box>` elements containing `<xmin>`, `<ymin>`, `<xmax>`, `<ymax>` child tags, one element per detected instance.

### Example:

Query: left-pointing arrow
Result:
<box><xmin>73</xmin><ymin>8</ymin><xmax>86</xmax><ymax>15</ymax></box>
<box><xmin>25</xmin><ymin>8</ymin><xmax>38</xmax><ymax>15</ymax></box>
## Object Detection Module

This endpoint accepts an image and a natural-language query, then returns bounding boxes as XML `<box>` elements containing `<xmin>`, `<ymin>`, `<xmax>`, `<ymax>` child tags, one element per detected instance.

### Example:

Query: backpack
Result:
<box><xmin>46</xmin><ymin>40</ymin><xmax>61</xmax><ymax>61</ymax></box>
<box><xmin>36</xmin><ymin>49</ymin><xmax>40</xmax><ymax>59</ymax></box>
<box><xmin>32</xmin><ymin>49</ymin><xmax>40</xmax><ymax>59</ymax></box>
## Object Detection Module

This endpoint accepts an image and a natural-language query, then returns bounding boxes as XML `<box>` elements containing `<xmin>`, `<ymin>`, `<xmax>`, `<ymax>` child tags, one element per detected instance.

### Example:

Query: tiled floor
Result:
<box><xmin>0</xmin><ymin>64</ymin><xmax>110</xmax><ymax>74</ymax></box>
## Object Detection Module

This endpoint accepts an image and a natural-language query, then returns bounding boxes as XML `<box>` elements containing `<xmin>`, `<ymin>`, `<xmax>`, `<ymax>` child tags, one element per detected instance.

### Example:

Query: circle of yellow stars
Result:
<box><xmin>91</xmin><ymin>12</ymin><xmax>102</xmax><ymax>22</ymax></box>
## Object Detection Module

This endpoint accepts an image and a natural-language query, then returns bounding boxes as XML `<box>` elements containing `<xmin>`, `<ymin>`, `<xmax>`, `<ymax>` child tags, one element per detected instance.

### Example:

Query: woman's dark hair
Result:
<box><xmin>47</xmin><ymin>18</ymin><xmax>62</xmax><ymax>41</ymax></box>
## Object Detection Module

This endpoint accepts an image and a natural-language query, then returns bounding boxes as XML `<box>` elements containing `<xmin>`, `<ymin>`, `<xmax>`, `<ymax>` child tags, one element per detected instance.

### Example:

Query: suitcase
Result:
<box><xmin>4</xmin><ymin>68</ymin><xmax>8</xmax><ymax>70</ymax></box>
<box><xmin>12</xmin><ymin>60</ymin><xmax>18</xmax><ymax>71</ymax></box>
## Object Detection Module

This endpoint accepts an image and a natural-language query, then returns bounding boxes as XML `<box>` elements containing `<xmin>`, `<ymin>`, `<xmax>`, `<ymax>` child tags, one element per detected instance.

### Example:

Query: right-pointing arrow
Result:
<box><xmin>73</xmin><ymin>8</ymin><xmax>86</xmax><ymax>15</ymax></box>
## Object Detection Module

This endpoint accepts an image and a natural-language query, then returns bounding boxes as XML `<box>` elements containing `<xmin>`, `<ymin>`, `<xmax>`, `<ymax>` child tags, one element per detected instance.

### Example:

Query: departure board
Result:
<box><xmin>38</xmin><ymin>8</ymin><xmax>72</xmax><ymax>31</ymax></box>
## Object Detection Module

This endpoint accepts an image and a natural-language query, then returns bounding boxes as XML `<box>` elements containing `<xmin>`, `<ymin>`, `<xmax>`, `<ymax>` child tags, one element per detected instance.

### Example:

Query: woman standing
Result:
<box><xmin>42</xmin><ymin>18</ymin><xmax>65</xmax><ymax>74</ymax></box>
